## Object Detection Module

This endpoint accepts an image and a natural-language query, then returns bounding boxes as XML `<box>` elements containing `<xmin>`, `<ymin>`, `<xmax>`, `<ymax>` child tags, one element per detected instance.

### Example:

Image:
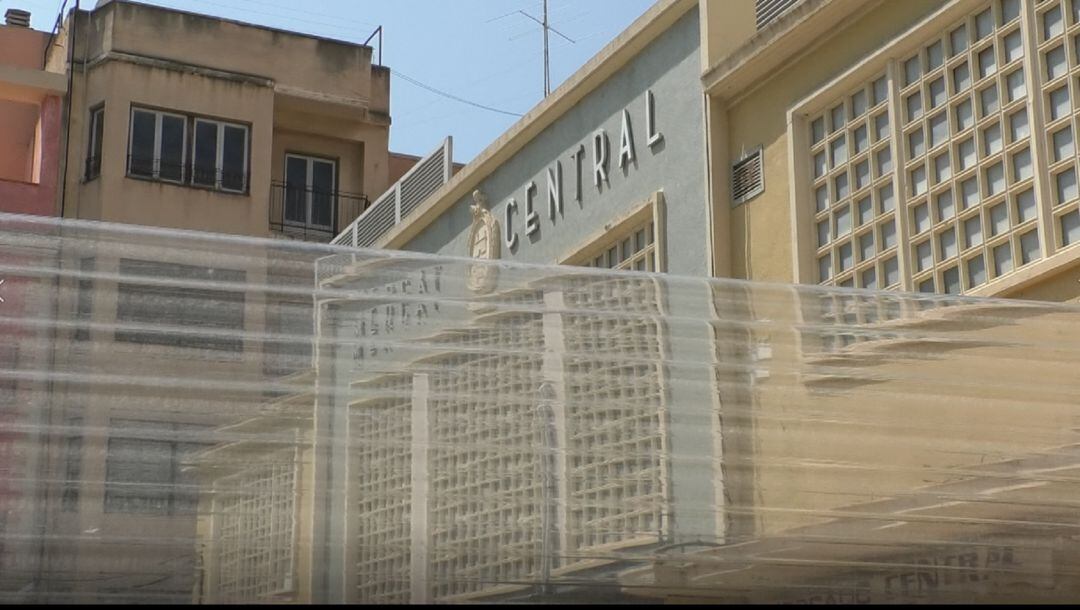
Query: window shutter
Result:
<box><xmin>732</xmin><ymin>148</ymin><xmax>764</xmax><ymax>205</ymax></box>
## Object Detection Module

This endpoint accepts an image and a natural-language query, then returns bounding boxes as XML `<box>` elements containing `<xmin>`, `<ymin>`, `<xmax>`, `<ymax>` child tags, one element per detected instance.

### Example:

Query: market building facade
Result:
<box><xmin>305</xmin><ymin>0</ymin><xmax>1080</xmax><ymax>603</ymax></box>
<box><xmin>176</xmin><ymin>0</ymin><xmax>1080</xmax><ymax>604</ymax></box>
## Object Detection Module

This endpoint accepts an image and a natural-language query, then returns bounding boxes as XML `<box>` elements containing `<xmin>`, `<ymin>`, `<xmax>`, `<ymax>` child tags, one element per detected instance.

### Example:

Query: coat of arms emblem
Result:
<box><xmin>466</xmin><ymin>189</ymin><xmax>500</xmax><ymax>294</ymax></box>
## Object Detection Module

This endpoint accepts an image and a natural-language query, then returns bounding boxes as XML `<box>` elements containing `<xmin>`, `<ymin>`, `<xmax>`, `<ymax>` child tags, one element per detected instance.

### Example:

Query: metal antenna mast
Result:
<box><xmin>543</xmin><ymin>0</ymin><xmax>549</xmax><ymax>96</ymax></box>
<box><xmin>517</xmin><ymin>0</ymin><xmax>575</xmax><ymax>97</ymax></box>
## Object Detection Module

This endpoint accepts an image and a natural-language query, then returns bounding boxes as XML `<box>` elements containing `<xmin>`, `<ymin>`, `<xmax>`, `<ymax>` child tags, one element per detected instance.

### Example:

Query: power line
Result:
<box><xmin>392</xmin><ymin>69</ymin><xmax>523</xmax><ymax>118</ymax></box>
<box><xmin>142</xmin><ymin>0</ymin><xmax>371</xmax><ymax>38</ymax></box>
<box><xmin>207</xmin><ymin>0</ymin><xmax>380</xmax><ymax>28</ymax></box>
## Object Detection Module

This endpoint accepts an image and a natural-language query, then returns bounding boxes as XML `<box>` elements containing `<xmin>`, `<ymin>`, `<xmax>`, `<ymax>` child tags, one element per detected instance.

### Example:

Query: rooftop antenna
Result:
<box><xmin>517</xmin><ymin>0</ymin><xmax>575</xmax><ymax>97</ymax></box>
<box><xmin>363</xmin><ymin>25</ymin><xmax>383</xmax><ymax>66</ymax></box>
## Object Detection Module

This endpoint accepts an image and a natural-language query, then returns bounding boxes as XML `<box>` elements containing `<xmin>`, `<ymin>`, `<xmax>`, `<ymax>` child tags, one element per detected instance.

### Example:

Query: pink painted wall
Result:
<box><xmin>0</xmin><ymin>24</ymin><xmax>48</xmax><ymax>70</ymax></box>
<box><xmin>0</xmin><ymin>94</ymin><xmax>60</xmax><ymax>216</ymax></box>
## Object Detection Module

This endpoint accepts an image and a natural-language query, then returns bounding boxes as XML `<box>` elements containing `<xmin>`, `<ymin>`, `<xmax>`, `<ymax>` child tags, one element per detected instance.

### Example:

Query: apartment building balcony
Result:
<box><xmin>269</xmin><ymin>181</ymin><xmax>368</xmax><ymax>242</ymax></box>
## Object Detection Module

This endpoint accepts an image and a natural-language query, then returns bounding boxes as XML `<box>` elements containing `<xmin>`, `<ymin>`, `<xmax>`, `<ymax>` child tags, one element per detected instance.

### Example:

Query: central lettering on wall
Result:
<box><xmin>501</xmin><ymin>89</ymin><xmax>664</xmax><ymax>252</ymax></box>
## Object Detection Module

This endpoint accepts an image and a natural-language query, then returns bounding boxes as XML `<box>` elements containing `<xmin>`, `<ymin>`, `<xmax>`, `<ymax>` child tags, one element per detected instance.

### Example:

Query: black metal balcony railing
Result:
<box><xmin>127</xmin><ymin>155</ymin><xmax>187</xmax><ymax>184</ymax></box>
<box><xmin>84</xmin><ymin>156</ymin><xmax>102</xmax><ymax>181</ymax></box>
<box><xmin>126</xmin><ymin>156</ymin><xmax>250</xmax><ymax>193</ymax></box>
<box><xmin>192</xmin><ymin>164</ymin><xmax>248</xmax><ymax>193</ymax></box>
<box><xmin>269</xmin><ymin>181</ymin><xmax>369</xmax><ymax>242</ymax></box>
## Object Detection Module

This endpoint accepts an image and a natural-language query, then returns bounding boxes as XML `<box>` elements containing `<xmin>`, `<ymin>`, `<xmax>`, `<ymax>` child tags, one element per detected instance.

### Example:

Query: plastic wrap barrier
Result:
<box><xmin>1</xmin><ymin>212</ymin><xmax>1079</xmax><ymax>603</ymax></box>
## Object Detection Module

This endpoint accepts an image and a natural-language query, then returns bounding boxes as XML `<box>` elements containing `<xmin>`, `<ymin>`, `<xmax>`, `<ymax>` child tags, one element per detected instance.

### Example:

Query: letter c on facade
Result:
<box><xmin>504</xmin><ymin>198</ymin><xmax>518</xmax><ymax>250</ymax></box>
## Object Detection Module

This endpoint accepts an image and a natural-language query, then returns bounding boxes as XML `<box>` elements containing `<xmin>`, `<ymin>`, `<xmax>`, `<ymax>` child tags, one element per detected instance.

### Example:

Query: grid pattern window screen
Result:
<box><xmin>561</xmin><ymin>278</ymin><xmax>668</xmax><ymax>553</ymax></box>
<box><xmin>104</xmin><ymin>419</ymin><xmax>211</xmax><ymax>514</ymax></box>
<box><xmin>1036</xmin><ymin>0</ymin><xmax>1080</xmax><ymax>247</ymax></box>
<box><xmin>425</xmin><ymin>307</ymin><xmax>548</xmax><ymax>601</ymax></box>
<box><xmin>581</xmin><ymin>219</ymin><xmax>657</xmax><ymax>271</ymax></box>
<box><xmin>213</xmin><ymin>454</ymin><xmax>297</xmax><ymax>602</ymax></box>
<box><xmin>352</xmin><ymin>373</ymin><xmax>413</xmax><ymax>604</ymax></box>
<box><xmin>900</xmin><ymin>0</ymin><xmax>1032</xmax><ymax>293</ymax></box>
<box><xmin>345</xmin><ymin>283</ymin><xmax>668</xmax><ymax>603</ymax></box>
<box><xmin>808</xmin><ymin>73</ymin><xmax>900</xmax><ymax>289</ymax></box>
<box><xmin>115</xmin><ymin>259</ymin><xmax>246</xmax><ymax>352</ymax></box>
<box><xmin>803</xmin><ymin>0</ymin><xmax>1079</xmax><ymax>293</ymax></box>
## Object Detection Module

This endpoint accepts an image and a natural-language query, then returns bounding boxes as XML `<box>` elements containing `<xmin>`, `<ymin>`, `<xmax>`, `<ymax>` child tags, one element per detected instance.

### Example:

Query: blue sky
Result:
<box><xmin>12</xmin><ymin>0</ymin><xmax>656</xmax><ymax>163</ymax></box>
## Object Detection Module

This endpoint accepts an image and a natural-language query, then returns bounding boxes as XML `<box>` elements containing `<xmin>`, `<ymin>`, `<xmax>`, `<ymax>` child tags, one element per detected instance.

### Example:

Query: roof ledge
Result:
<box><xmin>702</xmin><ymin>0</ymin><xmax>875</xmax><ymax>101</ymax></box>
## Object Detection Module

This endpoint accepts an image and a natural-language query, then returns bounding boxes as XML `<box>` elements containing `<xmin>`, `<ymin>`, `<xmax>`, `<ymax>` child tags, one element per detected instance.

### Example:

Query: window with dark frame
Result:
<box><xmin>284</xmin><ymin>154</ymin><xmax>336</xmax><ymax>229</ymax></box>
<box><xmin>0</xmin><ymin>345</ymin><xmax>16</xmax><ymax>404</ymax></box>
<box><xmin>104</xmin><ymin>419</ymin><xmax>212</xmax><ymax>515</ymax></box>
<box><xmin>114</xmin><ymin>258</ymin><xmax>246</xmax><ymax>353</ymax></box>
<box><xmin>264</xmin><ymin>298</ymin><xmax>314</xmax><ymax>377</ymax></box>
<box><xmin>85</xmin><ymin>106</ymin><xmax>104</xmax><ymax>181</ymax></box>
<box><xmin>193</xmin><ymin>118</ymin><xmax>249</xmax><ymax>192</ymax></box>
<box><xmin>74</xmin><ymin>256</ymin><xmax>95</xmax><ymax>341</ymax></box>
<box><xmin>126</xmin><ymin>106</ymin><xmax>250</xmax><ymax>194</ymax></box>
<box><xmin>61</xmin><ymin>417</ymin><xmax>83</xmax><ymax>512</ymax></box>
<box><xmin>128</xmin><ymin>108</ymin><xmax>186</xmax><ymax>183</ymax></box>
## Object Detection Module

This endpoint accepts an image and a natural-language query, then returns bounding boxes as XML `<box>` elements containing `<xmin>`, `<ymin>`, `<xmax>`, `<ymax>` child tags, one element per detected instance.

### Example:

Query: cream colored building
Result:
<box><xmin>54</xmin><ymin>0</ymin><xmax>391</xmax><ymax>241</ymax></box>
<box><xmin>637</xmin><ymin>0</ymin><xmax>1080</xmax><ymax>600</ymax></box>
<box><xmin>24</xmin><ymin>0</ymin><xmax>395</xmax><ymax>602</ymax></box>
<box><xmin>312</xmin><ymin>0</ymin><xmax>1080</xmax><ymax>603</ymax></box>
<box><xmin>180</xmin><ymin>0</ymin><xmax>1080</xmax><ymax>604</ymax></box>
<box><xmin>704</xmin><ymin>0</ymin><xmax>1080</xmax><ymax>304</ymax></box>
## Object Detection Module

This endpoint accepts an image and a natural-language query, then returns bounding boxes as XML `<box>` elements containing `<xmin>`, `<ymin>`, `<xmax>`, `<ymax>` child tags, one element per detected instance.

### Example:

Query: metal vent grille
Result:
<box><xmin>355</xmin><ymin>191</ymin><xmax>397</xmax><ymax>248</ymax></box>
<box><xmin>732</xmin><ymin>148</ymin><xmax>764</xmax><ymax>205</ymax></box>
<box><xmin>400</xmin><ymin>147</ymin><xmax>446</xmax><ymax>219</ymax></box>
<box><xmin>331</xmin><ymin>138</ymin><xmax>453</xmax><ymax>248</ymax></box>
<box><xmin>755</xmin><ymin>0</ymin><xmax>802</xmax><ymax>29</ymax></box>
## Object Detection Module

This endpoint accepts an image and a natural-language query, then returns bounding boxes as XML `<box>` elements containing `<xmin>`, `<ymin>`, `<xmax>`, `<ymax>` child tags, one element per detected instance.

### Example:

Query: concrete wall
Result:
<box><xmin>102</xmin><ymin>1</ymin><xmax>381</xmax><ymax>110</ymax></box>
<box><xmin>0</xmin><ymin>95</ymin><xmax>60</xmax><ymax>215</ymax></box>
<box><xmin>699</xmin><ymin>0</ymin><xmax>755</xmax><ymax>71</ymax></box>
<box><xmin>0</xmin><ymin>23</ymin><xmax>48</xmax><ymax>70</ymax></box>
<box><xmin>0</xmin><ymin>100</ymin><xmax>41</xmax><ymax>181</ymax></box>
<box><xmin>272</xmin><ymin>104</ymin><xmax>390</xmax><ymax>228</ymax></box>
<box><xmin>0</xmin><ymin>22</ymin><xmax>62</xmax><ymax>215</ymax></box>
<box><xmin>399</xmin><ymin>8</ymin><xmax>708</xmax><ymax>277</ymax></box>
<box><xmin>1000</xmin><ymin>258</ymin><xmax>1080</xmax><ymax>303</ymax></box>
<box><xmin>388</xmin><ymin>152</ymin><xmax>419</xmax><ymax>185</ymax></box>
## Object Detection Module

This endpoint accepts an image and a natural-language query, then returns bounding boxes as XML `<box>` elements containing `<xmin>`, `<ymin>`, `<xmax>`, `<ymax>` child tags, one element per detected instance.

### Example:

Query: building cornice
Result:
<box><xmin>272</xmin><ymin>84</ymin><xmax>373</xmax><ymax>113</ymax></box>
<box><xmin>81</xmin><ymin>49</ymin><xmax>274</xmax><ymax>87</ymax></box>
<box><xmin>701</xmin><ymin>0</ymin><xmax>877</xmax><ymax>102</ymax></box>
<box><xmin>92</xmin><ymin>0</ymin><xmax>376</xmax><ymax>53</ymax></box>
<box><xmin>0</xmin><ymin>63</ymin><xmax>67</xmax><ymax>98</ymax></box>
<box><xmin>970</xmin><ymin>247</ymin><xmax>1080</xmax><ymax>300</ymax></box>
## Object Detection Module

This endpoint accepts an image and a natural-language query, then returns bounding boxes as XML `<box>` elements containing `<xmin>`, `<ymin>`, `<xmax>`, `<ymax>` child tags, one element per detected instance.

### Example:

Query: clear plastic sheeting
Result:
<box><xmin>1</xmin><ymin>212</ymin><xmax>1080</xmax><ymax>604</ymax></box>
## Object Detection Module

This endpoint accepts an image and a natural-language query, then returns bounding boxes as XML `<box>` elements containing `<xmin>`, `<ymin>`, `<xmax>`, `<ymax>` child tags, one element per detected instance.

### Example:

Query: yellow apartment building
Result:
<box><xmin>53</xmin><ymin>0</ymin><xmax>391</xmax><ymax>241</ymax></box>
<box><xmin>17</xmin><ymin>0</ymin><xmax>400</xmax><ymax>602</ymax></box>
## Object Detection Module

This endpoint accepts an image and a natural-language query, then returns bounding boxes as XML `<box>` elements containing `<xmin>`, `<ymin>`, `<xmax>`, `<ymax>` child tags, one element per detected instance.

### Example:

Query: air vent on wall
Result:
<box><xmin>755</xmin><ymin>0</ymin><xmax>802</xmax><ymax>30</ymax></box>
<box><xmin>732</xmin><ymin>148</ymin><xmax>764</xmax><ymax>205</ymax></box>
